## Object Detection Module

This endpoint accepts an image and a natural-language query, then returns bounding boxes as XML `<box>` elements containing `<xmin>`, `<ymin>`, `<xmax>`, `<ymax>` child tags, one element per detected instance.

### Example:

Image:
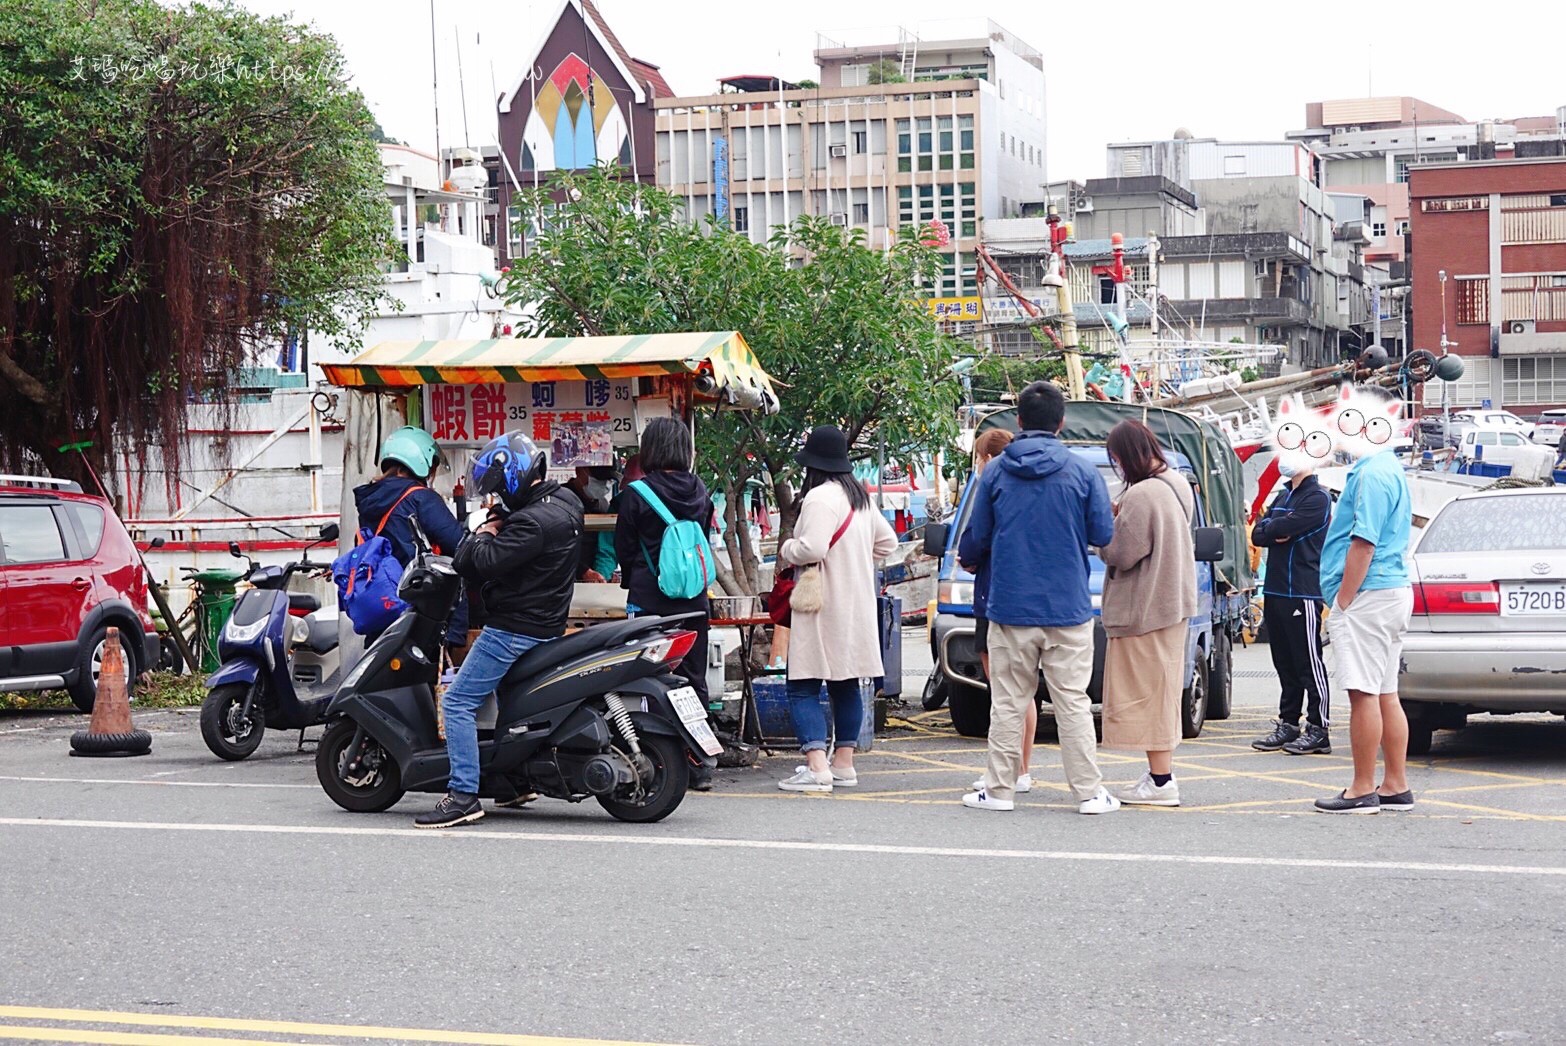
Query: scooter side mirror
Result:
<box><xmin>149</xmin><ymin>537</ymin><xmax>166</xmax><ymax>549</ymax></box>
<box><xmin>319</xmin><ymin>522</ymin><xmax>340</xmax><ymax>542</ymax></box>
<box><xmin>228</xmin><ymin>541</ymin><xmax>243</xmax><ymax>558</ymax></box>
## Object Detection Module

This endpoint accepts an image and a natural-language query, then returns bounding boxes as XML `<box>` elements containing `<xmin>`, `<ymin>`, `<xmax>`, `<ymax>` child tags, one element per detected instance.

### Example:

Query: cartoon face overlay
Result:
<box><xmin>1329</xmin><ymin>384</ymin><xmax>1403</xmax><ymax>459</ymax></box>
<box><xmin>1269</xmin><ymin>394</ymin><xmax>1335</xmax><ymax>472</ymax></box>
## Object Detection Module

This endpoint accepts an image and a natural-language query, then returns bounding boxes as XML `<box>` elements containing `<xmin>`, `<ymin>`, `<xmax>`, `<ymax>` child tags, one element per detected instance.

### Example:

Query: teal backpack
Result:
<box><xmin>629</xmin><ymin>480</ymin><xmax>716</xmax><ymax>600</ymax></box>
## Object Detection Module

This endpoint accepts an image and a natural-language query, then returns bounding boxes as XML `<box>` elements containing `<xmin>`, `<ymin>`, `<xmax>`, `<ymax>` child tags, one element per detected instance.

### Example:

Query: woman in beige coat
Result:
<box><xmin>1099</xmin><ymin>420</ymin><xmax>1196</xmax><ymax>807</ymax></box>
<box><xmin>776</xmin><ymin>426</ymin><xmax>899</xmax><ymax>793</ymax></box>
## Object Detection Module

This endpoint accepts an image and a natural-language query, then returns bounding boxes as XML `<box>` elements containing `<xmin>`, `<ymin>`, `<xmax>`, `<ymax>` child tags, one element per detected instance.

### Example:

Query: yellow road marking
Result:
<box><xmin>0</xmin><ymin>1007</ymin><xmax>682</xmax><ymax>1046</ymax></box>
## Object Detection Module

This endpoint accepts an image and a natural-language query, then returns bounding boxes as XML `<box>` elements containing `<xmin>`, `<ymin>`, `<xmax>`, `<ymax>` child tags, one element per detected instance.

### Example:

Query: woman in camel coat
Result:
<box><xmin>775</xmin><ymin>425</ymin><xmax>899</xmax><ymax>793</ymax></box>
<box><xmin>1099</xmin><ymin>420</ymin><xmax>1196</xmax><ymax>808</ymax></box>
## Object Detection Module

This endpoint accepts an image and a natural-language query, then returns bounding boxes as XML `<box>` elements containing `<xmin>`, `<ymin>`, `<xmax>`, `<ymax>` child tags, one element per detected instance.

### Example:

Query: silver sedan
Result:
<box><xmin>1399</xmin><ymin>487</ymin><xmax>1566</xmax><ymax>753</ymax></box>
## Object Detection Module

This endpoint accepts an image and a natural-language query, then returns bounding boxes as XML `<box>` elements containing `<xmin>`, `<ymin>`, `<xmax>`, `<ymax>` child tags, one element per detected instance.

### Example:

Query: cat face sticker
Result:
<box><xmin>1269</xmin><ymin>394</ymin><xmax>1334</xmax><ymax>472</ymax></box>
<box><xmin>1329</xmin><ymin>384</ymin><xmax>1403</xmax><ymax>460</ymax></box>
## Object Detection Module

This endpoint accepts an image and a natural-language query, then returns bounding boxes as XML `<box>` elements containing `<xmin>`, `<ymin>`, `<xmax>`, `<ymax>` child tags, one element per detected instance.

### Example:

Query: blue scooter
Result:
<box><xmin>201</xmin><ymin>524</ymin><xmax>342</xmax><ymax>760</ymax></box>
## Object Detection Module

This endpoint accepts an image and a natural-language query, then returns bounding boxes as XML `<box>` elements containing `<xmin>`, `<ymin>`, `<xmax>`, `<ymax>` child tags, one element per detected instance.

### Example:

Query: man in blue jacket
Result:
<box><xmin>957</xmin><ymin>382</ymin><xmax>1120</xmax><ymax>815</ymax></box>
<box><xmin>1250</xmin><ymin>462</ymin><xmax>1333</xmax><ymax>755</ymax></box>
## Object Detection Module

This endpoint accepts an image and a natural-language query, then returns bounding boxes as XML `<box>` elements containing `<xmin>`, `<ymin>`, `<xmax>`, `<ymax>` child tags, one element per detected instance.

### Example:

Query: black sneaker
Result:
<box><xmin>414</xmin><ymin>791</ymin><xmax>485</xmax><ymax>828</ymax></box>
<box><xmin>1376</xmin><ymin>789</ymin><xmax>1415</xmax><ymax>811</ymax></box>
<box><xmin>1252</xmin><ymin>721</ymin><xmax>1301</xmax><ymax>751</ymax></box>
<box><xmin>1314</xmin><ymin>790</ymin><xmax>1380</xmax><ymax>814</ymax></box>
<box><xmin>1282</xmin><ymin>724</ymin><xmax>1332</xmax><ymax>755</ymax></box>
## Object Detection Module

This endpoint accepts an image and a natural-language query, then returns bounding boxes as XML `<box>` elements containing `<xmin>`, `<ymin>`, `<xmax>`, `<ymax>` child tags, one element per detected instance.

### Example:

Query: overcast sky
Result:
<box><xmin>239</xmin><ymin>0</ymin><xmax>1564</xmax><ymax>182</ymax></box>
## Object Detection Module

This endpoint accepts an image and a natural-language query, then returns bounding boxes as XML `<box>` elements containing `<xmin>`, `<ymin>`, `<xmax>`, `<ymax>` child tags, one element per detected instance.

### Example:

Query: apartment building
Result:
<box><xmin>653</xmin><ymin>21</ymin><xmax>1046</xmax><ymax>301</ymax></box>
<box><xmin>1409</xmin><ymin>157</ymin><xmax>1566</xmax><ymax>412</ymax></box>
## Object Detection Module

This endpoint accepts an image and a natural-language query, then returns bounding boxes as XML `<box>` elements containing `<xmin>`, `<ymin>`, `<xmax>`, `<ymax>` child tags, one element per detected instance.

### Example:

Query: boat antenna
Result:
<box><xmin>456</xmin><ymin>26</ymin><xmax>472</xmax><ymax>148</ymax></box>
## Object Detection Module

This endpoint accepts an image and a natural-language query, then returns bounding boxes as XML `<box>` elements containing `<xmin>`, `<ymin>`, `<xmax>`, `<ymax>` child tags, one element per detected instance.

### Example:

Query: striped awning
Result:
<box><xmin>321</xmin><ymin>331</ymin><xmax>775</xmax><ymax>404</ymax></box>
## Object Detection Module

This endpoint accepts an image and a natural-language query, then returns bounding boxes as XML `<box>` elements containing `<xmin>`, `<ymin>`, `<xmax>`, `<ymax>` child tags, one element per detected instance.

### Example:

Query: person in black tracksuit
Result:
<box><xmin>1250</xmin><ymin>465</ymin><xmax>1334</xmax><ymax>755</ymax></box>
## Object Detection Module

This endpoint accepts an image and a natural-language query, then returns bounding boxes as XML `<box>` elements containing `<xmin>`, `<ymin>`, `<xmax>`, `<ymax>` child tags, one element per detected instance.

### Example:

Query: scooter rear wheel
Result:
<box><xmin>316</xmin><ymin>719</ymin><xmax>405</xmax><ymax>813</ymax></box>
<box><xmin>596</xmin><ymin>731</ymin><xmax>689</xmax><ymax>824</ymax></box>
<box><xmin>200</xmin><ymin>683</ymin><xmax>266</xmax><ymax>761</ymax></box>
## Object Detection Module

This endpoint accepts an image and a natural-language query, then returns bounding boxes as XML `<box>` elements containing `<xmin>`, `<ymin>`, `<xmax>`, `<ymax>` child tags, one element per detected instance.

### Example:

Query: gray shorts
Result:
<box><xmin>1326</xmin><ymin>587</ymin><xmax>1413</xmax><ymax>696</ymax></box>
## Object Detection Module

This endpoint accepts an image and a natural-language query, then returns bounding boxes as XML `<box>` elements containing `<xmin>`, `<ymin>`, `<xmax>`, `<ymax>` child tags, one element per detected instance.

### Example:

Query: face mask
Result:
<box><xmin>585</xmin><ymin>479</ymin><xmax>610</xmax><ymax>501</ymax></box>
<box><xmin>1277</xmin><ymin>460</ymin><xmax>1301</xmax><ymax>479</ymax></box>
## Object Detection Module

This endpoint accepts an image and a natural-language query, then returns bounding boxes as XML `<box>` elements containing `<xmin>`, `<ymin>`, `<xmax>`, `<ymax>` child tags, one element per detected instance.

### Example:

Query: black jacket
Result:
<box><xmin>454</xmin><ymin>482</ymin><xmax>583</xmax><ymax>639</ymax></box>
<box><xmin>614</xmin><ymin>470</ymin><xmax>715</xmax><ymax>612</ymax></box>
<box><xmin>1251</xmin><ymin>474</ymin><xmax>1331</xmax><ymax>600</ymax></box>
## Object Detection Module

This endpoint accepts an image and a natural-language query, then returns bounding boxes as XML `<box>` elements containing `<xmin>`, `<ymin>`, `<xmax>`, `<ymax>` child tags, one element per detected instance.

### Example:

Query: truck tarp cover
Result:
<box><xmin>977</xmin><ymin>403</ymin><xmax>1253</xmax><ymax>595</ymax></box>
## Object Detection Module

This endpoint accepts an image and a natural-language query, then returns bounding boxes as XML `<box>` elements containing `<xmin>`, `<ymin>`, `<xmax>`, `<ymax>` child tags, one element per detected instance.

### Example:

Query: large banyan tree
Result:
<box><xmin>0</xmin><ymin>0</ymin><xmax>391</xmax><ymax>481</ymax></box>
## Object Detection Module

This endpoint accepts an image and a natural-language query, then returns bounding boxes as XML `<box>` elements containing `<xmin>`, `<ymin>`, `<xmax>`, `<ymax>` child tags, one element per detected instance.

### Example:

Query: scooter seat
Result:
<box><xmin>289</xmin><ymin>592</ymin><xmax>321</xmax><ymax>614</ymax></box>
<box><xmin>499</xmin><ymin>612</ymin><xmax>704</xmax><ymax>689</ymax></box>
<box><xmin>305</xmin><ymin>616</ymin><xmax>339</xmax><ymax>655</ymax></box>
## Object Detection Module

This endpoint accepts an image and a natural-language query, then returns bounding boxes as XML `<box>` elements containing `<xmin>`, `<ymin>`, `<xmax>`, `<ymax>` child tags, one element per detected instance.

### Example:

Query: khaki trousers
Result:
<box><xmin>984</xmin><ymin>621</ymin><xmax>1102</xmax><ymax>802</ymax></box>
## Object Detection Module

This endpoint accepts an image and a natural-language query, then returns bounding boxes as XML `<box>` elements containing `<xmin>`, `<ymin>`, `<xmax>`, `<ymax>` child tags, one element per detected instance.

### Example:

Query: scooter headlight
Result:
<box><xmin>289</xmin><ymin>617</ymin><xmax>310</xmax><ymax>647</ymax></box>
<box><xmin>224</xmin><ymin>617</ymin><xmax>269</xmax><ymax>645</ymax></box>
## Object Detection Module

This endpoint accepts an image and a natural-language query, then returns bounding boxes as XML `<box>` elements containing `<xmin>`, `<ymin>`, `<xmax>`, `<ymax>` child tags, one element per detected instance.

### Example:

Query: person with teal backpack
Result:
<box><xmin>614</xmin><ymin>418</ymin><xmax>718</xmax><ymax>789</ymax></box>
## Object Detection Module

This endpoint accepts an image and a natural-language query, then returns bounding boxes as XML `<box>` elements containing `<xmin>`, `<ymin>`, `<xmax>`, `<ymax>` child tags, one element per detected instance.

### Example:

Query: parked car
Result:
<box><xmin>1446</xmin><ymin>409</ymin><xmax>1532</xmax><ymax>445</ymax></box>
<box><xmin>1531</xmin><ymin>409</ymin><xmax>1566</xmax><ymax>447</ymax></box>
<box><xmin>0</xmin><ymin>477</ymin><xmax>158</xmax><ymax>711</ymax></box>
<box><xmin>1400</xmin><ymin>488</ymin><xmax>1566</xmax><ymax>754</ymax></box>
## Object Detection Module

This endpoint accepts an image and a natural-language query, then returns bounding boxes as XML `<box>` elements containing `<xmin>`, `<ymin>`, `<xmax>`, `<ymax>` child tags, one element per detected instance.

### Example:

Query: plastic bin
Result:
<box><xmin>752</xmin><ymin>677</ymin><xmax>875</xmax><ymax>752</ymax></box>
<box><xmin>191</xmin><ymin>567</ymin><xmax>246</xmax><ymax>673</ymax></box>
<box><xmin>878</xmin><ymin>594</ymin><xmax>902</xmax><ymax>699</ymax></box>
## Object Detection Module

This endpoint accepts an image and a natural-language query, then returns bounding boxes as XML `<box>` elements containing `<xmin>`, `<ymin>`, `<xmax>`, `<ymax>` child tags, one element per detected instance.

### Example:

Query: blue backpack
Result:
<box><xmin>332</xmin><ymin>488</ymin><xmax>414</xmax><ymax>636</ymax></box>
<box><xmin>629</xmin><ymin>480</ymin><xmax>716</xmax><ymax>600</ymax></box>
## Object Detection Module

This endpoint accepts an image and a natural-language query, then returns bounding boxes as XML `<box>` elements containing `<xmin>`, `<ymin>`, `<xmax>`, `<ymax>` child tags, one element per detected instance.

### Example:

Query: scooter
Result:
<box><xmin>315</xmin><ymin>547</ymin><xmax>722</xmax><ymax>823</ymax></box>
<box><xmin>201</xmin><ymin>523</ymin><xmax>342</xmax><ymax>760</ymax></box>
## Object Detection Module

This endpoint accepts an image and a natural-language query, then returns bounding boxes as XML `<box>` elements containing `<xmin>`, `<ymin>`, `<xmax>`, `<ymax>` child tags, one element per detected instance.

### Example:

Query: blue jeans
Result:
<box><xmin>442</xmin><ymin>626</ymin><xmax>548</xmax><ymax>794</ymax></box>
<box><xmin>787</xmin><ymin>677</ymin><xmax>863</xmax><ymax>755</ymax></box>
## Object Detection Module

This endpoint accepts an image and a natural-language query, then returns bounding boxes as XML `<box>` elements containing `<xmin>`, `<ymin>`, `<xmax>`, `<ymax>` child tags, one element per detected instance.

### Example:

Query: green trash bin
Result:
<box><xmin>190</xmin><ymin>567</ymin><xmax>247</xmax><ymax>674</ymax></box>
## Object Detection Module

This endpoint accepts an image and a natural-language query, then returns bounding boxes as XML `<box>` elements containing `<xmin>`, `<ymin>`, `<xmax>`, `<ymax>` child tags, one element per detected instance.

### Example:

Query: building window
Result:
<box><xmin>1099</xmin><ymin>276</ymin><xmax>1116</xmax><ymax>305</ymax></box>
<box><xmin>852</xmin><ymin>130</ymin><xmax>867</xmax><ymax>154</ymax></box>
<box><xmin>1551</xmin><ymin>194</ymin><xmax>1566</xmax><ymax>207</ymax></box>
<box><xmin>1372</xmin><ymin>221</ymin><xmax>1387</xmax><ymax>238</ymax></box>
<box><xmin>732</xmin><ymin>207</ymin><xmax>748</xmax><ymax>233</ymax></box>
<box><xmin>852</xmin><ymin>202</ymin><xmax>870</xmax><ymax>225</ymax></box>
<box><xmin>1454</xmin><ymin>277</ymin><xmax>1488</xmax><ymax>325</ymax></box>
<box><xmin>1503</xmin><ymin>355</ymin><xmax>1566</xmax><ymax>405</ymax></box>
<box><xmin>1395</xmin><ymin>219</ymin><xmax>1410</xmax><ymax>236</ymax></box>
<box><xmin>1224</xmin><ymin>155</ymin><xmax>1245</xmax><ymax>175</ymax></box>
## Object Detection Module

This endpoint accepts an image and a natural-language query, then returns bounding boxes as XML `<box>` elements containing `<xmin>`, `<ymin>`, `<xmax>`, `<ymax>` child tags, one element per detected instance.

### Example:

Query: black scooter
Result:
<box><xmin>315</xmin><ymin>549</ymin><xmax>721</xmax><ymax>823</ymax></box>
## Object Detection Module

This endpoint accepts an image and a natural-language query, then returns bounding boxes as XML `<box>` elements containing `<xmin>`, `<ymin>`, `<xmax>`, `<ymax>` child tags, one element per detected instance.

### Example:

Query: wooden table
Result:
<box><xmin>707</xmin><ymin>614</ymin><xmax>777</xmax><ymax>753</ymax></box>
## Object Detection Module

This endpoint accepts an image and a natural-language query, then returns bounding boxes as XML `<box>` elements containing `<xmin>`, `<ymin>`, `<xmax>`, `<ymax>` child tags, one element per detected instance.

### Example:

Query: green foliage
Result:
<box><xmin>0</xmin><ymin>0</ymin><xmax>393</xmax><ymax>477</ymax></box>
<box><xmin>968</xmin><ymin>354</ymin><xmax>1066</xmax><ymax>403</ymax></box>
<box><xmin>795</xmin><ymin>78</ymin><xmax>819</xmax><ymax>90</ymax></box>
<box><xmin>500</xmin><ymin>168</ymin><xmax>960</xmax><ymax>592</ymax></box>
<box><xmin>866</xmin><ymin>59</ymin><xmax>905</xmax><ymax>85</ymax></box>
<box><xmin>0</xmin><ymin>670</ymin><xmax>203</xmax><ymax>712</ymax></box>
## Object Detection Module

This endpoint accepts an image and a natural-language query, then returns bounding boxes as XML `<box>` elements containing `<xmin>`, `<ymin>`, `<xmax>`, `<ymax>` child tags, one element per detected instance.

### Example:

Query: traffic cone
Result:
<box><xmin>70</xmin><ymin>627</ymin><xmax>151</xmax><ymax>757</ymax></box>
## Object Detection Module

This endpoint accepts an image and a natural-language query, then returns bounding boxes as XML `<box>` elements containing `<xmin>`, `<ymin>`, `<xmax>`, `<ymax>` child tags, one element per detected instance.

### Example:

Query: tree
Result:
<box><xmin>866</xmin><ymin>59</ymin><xmax>905</xmax><ymax>85</ymax></box>
<box><xmin>500</xmin><ymin>168</ymin><xmax>959</xmax><ymax>594</ymax></box>
<box><xmin>0</xmin><ymin>0</ymin><xmax>392</xmax><ymax>480</ymax></box>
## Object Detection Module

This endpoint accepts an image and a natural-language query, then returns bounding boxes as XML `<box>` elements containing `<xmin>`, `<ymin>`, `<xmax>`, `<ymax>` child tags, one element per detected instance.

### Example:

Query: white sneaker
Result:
<box><xmin>961</xmin><ymin>788</ymin><xmax>1014</xmax><ymax>812</ymax></box>
<box><xmin>797</xmin><ymin>764</ymin><xmax>856</xmax><ymax>786</ymax></box>
<box><xmin>778</xmin><ymin>767</ymin><xmax>833</xmax><ymax>793</ymax></box>
<box><xmin>1119</xmin><ymin>772</ymin><xmax>1181</xmax><ymax>807</ymax></box>
<box><xmin>971</xmin><ymin>772</ymin><xmax>1031</xmax><ymax>793</ymax></box>
<box><xmin>1078</xmin><ymin>786</ymin><xmax>1122</xmax><ymax>815</ymax></box>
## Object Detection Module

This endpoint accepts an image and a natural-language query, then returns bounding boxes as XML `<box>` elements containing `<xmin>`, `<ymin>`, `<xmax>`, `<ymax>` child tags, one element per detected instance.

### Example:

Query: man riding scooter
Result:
<box><xmin>416</xmin><ymin>430</ymin><xmax>584</xmax><ymax>829</ymax></box>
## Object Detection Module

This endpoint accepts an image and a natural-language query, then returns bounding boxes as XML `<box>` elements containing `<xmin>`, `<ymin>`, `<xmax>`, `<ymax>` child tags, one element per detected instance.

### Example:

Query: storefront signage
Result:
<box><xmin>925</xmin><ymin>296</ymin><xmax>983</xmax><ymax>323</ymax></box>
<box><xmin>425</xmin><ymin>379</ymin><xmax>637</xmax><ymax>467</ymax></box>
<box><xmin>1420</xmin><ymin>197</ymin><xmax>1489</xmax><ymax>213</ymax></box>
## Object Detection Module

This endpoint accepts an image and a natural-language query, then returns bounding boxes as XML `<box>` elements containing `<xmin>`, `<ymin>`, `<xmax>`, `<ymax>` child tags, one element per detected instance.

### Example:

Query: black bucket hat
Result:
<box><xmin>795</xmin><ymin>425</ymin><xmax>853</xmax><ymax>473</ymax></box>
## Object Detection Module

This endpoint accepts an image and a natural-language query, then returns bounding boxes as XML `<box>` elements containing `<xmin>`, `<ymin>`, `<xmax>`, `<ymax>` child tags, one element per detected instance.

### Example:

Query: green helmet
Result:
<box><xmin>379</xmin><ymin>426</ymin><xmax>444</xmax><ymax>480</ymax></box>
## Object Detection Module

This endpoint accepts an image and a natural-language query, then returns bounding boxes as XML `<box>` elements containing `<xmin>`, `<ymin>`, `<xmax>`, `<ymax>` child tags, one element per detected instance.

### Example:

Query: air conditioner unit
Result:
<box><xmin>1075</xmin><ymin>197</ymin><xmax>1094</xmax><ymax>213</ymax></box>
<box><xmin>829</xmin><ymin>144</ymin><xmax>847</xmax><ymax>158</ymax></box>
<box><xmin>829</xmin><ymin>212</ymin><xmax>849</xmax><ymax>226</ymax></box>
<box><xmin>1507</xmin><ymin>319</ymin><xmax>1536</xmax><ymax>335</ymax></box>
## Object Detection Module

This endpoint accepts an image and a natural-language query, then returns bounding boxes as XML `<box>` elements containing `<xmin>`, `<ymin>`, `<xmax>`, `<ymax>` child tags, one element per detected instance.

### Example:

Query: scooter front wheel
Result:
<box><xmin>200</xmin><ymin>682</ymin><xmax>266</xmax><ymax>760</ymax></box>
<box><xmin>596</xmin><ymin>730</ymin><xmax>689</xmax><ymax>824</ymax></box>
<box><xmin>316</xmin><ymin>719</ymin><xmax>405</xmax><ymax>813</ymax></box>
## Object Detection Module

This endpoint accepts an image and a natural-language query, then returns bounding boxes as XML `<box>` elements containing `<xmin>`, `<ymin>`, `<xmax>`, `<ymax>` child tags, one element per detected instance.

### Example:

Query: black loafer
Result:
<box><xmin>1314</xmin><ymin>790</ymin><xmax>1380</xmax><ymax>814</ymax></box>
<box><xmin>1376</xmin><ymin>789</ymin><xmax>1415</xmax><ymax>811</ymax></box>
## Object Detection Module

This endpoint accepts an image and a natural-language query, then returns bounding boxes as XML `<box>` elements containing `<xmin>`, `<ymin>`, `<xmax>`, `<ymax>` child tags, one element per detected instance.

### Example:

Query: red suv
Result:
<box><xmin>0</xmin><ymin>478</ymin><xmax>158</xmax><ymax>711</ymax></box>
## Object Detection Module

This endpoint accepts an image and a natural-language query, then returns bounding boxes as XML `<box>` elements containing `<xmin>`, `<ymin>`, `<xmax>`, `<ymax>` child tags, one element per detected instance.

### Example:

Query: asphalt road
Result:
<box><xmin>4</xmin><ymin>634</ymin><xmax>1566</xmax><ymax>1045</ymax></box>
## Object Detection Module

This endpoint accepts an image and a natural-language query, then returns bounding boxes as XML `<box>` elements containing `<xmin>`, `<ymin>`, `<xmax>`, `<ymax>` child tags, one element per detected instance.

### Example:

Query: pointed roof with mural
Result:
<box><xmin>498</xmin><ymin>0</ymin><xmax>667</xmax><ymax>114</ymax></box>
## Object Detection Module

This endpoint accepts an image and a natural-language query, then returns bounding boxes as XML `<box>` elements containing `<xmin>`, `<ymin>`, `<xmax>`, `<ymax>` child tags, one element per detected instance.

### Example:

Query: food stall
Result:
<box><xmin>322</xmin><ymin>330</ymin><xmax>778</xmax><ymax>610</ymax></box>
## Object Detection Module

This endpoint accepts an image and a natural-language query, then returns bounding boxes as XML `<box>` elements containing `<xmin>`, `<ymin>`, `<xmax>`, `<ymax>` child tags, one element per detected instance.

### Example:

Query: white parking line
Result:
<box><xmin>0</xmin><ymin>775</ymin><xmax>316</xmax><ymax>790</ymax></box>
<box><xmin>3</xmin><ymin>815</ymin><xmax>1565</xmax><ymax>879</ymax></box>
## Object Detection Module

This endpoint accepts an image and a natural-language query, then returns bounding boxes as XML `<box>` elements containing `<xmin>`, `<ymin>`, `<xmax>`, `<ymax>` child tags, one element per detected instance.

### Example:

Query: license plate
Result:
<box><xmin>667</xmin><ymin>686</ymin><xmax>724</xmax><ymax>756</ymax></box>
<box><xmin>1502</xmin><ymin>583</ymin><xmax>1566</xmax><ymax>616</ymax></box>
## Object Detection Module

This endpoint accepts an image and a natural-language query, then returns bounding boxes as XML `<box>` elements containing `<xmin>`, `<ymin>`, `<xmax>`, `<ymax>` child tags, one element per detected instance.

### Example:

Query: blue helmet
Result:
<box><xmin>469</xmin><ymin>430</ymin><xmax>547</xmax><ymax>507</ymax></box>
